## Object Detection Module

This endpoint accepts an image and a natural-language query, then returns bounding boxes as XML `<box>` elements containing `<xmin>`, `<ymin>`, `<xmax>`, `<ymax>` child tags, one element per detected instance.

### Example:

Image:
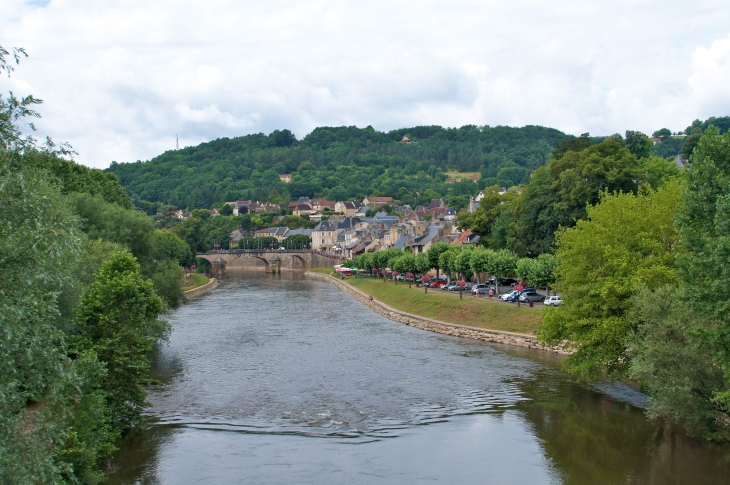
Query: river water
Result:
<box><xmin>109</xmin><ymin>272</ymin><xmax>730</xmax><ymax>484</ymax></box>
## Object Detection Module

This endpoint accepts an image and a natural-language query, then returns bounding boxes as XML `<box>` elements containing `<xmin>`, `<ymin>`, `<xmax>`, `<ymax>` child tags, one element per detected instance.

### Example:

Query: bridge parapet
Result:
<box><xmin>195</xmin><ymin>250</ymin><xmax>342</xmax><ymax>274</ymax></box>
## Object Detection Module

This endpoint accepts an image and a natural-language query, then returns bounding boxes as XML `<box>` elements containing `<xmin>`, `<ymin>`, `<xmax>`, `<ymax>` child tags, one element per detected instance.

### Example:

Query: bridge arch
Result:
<box><xmin>288</xmin><ymin>254</ymin><xmax>307</xmax><ymax>270</ymax></box>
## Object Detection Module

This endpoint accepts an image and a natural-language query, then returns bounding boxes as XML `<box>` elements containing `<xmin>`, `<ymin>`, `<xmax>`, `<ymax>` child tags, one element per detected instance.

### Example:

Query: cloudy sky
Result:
<box><xmin>2</xmin><ymin>0</ymin><xmax>729</xmax><ymax>168</ymax></box>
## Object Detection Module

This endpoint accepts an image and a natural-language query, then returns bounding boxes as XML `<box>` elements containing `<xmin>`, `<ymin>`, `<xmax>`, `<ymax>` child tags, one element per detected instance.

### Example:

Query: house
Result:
<box><xmin>409</xmin><ymin>223</ymin><xmax>444</xmax><ymax>253</ymax></box>
<box><xmin>400</xmin><ymin>135</ymin><xmax>413</xmax><ymax>144</ymax></box>
<box><xmin>312</xmin><ymin>198</ymin><xmax>336</xmax><ymax>212</ymax></box>
<box><xmin>469</xmin><ymin>174</ymin><xmax>479</xmax><ymax>182</ymax></box>
<box><xmin>254</xmin><ymin>227</ymin><xmax>290</xmax><ymax>242</ymax></box>
<box><xmin>454</xmin><ymin>229</ymin><xmax>481</xmax><ymax>246</ymax></box>
<box><xmin>279</xmin><ymin>174</ymin><xmax>292</xmax><ymax>183</ymax></box>
<box><xmin>209</xmin><ymin>208</ymin><xmax>220</xmax><ymax>217</ymax></box>
<box><xmin>444</xmin><ymin>208</ymin><xmax>457</xmax><ymax>221</ymax></box>
<box><xmin>676</xmin><ymin>156</ymin><xmax>690</xmax><ymax>169</ymax></box>
<box><xmin>475</xmin><ymin>191</ymin><xmax>485</xmax><ymax>202</ymax></box>
<box><xmin>430</xmin><ymin>198</ymin><xmax>445</xmax><ymax>209</ymax></box>
<box><xmin>230</xmin><ymin>229</ymin><xmax>245</xmax><ymax>245</ymax></box>
<box><xmin>335</xmin><ymin>201</ymin><xmax>358</xmax><ymax>216</ymax></box>
<box><xmin>362</xmin><ymin>196</ymin><xmax>393</xmax><ymax>207</ymax></box>
<box><xmin>468</xmin><ymin>196</ymin><xmax>480</xmax><ymax>214</ymax></box>
<box><xmin>293</xmin><ymin>204</ymin><xmax>314</xmax><ymax>217</ymax></box>
<box><xmin>312</xmin><ymin>220</ymin><xmax>346</xmax><ymax>252</ymax></box>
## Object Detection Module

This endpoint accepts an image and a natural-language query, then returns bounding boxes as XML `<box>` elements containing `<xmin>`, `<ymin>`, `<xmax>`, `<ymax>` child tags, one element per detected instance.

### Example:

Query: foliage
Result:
<box><xmin>281</xmin><ymin>233</ymin><xmax>311</xmax><ymax>249</ymax></box>
<box><xmin>151</xmin><ymin>229</ymin><xmax>194</xmax><ymax>267</ymax></box>
<box><xmin>107</xmin><ymin>125</ymin><xmax>569</xmax><ymax>211</ymax></box>
<box><xmin>628</xmin><ymin>287</ymin><xmax>730</xmax><ymax>441</ymax></box>
<box><xmin>238</xmin><ymin>236</ymin><xmax>279</xmax><ymax>249</ymax></box>
<box><xmin>71</xmin><ymin>252</ymin><xmax>169</xmax><ymax>431</ymax></box>
<box><xmin>507</xmin><ymin>139</ymin><xmax>643</xmax><ymax>257</ymax></box>
<box><xmin>681</xmin><ymin>133</ymin><xmax>702</xmax><ymax>159</ymax></box>
<box><xmin>0</xmin><ymin>45</ymin><xmax>177</xmax><ymax>481</ymax></box>
<box><xmin>624</xmin><ymin>130</ymin><xmax>651</xmax><ymax>159</ymax></box>
<box><xmin>515</xmin><ymin>254</ymin><xmax>557</xmax><ymax>293</ymax></box>
<box><xmin>671</xmin><ymin>128</ymin><xmax>730</xmax><ymax>431</ymax></box>
<box><xmin>455</xmin><ymin>185</ymin><xmax>517</xmax><ymax>246</ymax></box>
<box><xmin>539</xmin><ymin>180</ymin><xmax>682</xmax><ymax>378</ymax></box>
<box><xmin>552</xmin><ymin>133</ymin><xmax>591</xmax><ymax>160</ymax></box>
<box><xmin>426</xmin><ymin>242</ymin><xmax>451</xmax><ymax>277</ymax></box>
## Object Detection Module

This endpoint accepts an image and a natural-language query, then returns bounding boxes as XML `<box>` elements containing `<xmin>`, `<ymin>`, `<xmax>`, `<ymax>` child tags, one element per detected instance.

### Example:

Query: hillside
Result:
<box><xmin>107</xmin><ymin>124</ymin><xmax>569</xmax><ymax>211</ymax></box>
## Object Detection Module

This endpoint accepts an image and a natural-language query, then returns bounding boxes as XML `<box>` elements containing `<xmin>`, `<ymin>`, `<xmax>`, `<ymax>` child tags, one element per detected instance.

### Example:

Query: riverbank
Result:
<box><xmin>183</xmin><ymin>275</ymin><xmax>218</xmax><ymax>298</ymax></box>
<box><xmin>306</xmin><ymin>271</ymin><xmax>569</xmax><ymax>354</ymax></box>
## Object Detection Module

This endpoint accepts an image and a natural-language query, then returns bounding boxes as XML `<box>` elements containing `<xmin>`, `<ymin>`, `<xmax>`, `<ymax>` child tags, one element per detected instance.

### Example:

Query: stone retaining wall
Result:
<box><xmin>184</xmin><ymin>277</ymin><xmax>218</xmax><ymax>299</ymax></box>
<box><xmin>306</xmin><ymin>271</ymin><xmax>570</xmax><ymax>355</ymax></box>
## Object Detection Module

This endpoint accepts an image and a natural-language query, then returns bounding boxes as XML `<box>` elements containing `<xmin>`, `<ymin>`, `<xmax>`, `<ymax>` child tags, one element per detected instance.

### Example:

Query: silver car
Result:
<box><xmin>545</xmin><ymin>295</ymin><xmax>563</xmax><ymax>306</ymax></box>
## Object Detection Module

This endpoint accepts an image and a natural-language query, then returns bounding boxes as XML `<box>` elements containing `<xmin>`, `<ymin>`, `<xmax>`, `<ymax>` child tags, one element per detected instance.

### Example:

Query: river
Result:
<box><xmin>108</xmin><ymin>271</ymin><xmax>730</xmax><ymax>484</ymax></box>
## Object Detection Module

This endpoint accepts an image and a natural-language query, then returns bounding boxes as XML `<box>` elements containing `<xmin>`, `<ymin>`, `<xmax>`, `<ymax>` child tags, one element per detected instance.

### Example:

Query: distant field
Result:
<box><xmin>312</xmin><ymin>272</ymin><xmax>542</xmax><ymax>335</ymax></box>
<box><xmin>444</xmin><ymin>171</ymin><xmax>480</xmax><ymax>180</ymax></box>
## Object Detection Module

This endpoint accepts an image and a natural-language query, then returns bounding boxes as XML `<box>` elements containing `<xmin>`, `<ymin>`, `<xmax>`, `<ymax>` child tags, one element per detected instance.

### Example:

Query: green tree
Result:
<box><xmin>509</xmin><ymin>139</ymin><xmax>642</xmax><ymax>257</ymax></box>
<box><xmin>628</xmin><ymin>287</ymin><xmax>729</xmax><ymax>441</ymax></box>
<box><xmin>681</xmin><ymin>133</ymin><xmax>702</xmax><ymax>159</ymax></box>
<box><xmin>552</xmin><ymin>133</ymin><xmax>591</xmax><ymax>160</ymax></box>
<box><xmin>652</xmin><ymin>128</ymin><xmax>672</xmax><ymax>141</ymax></box>
<box><xmin>151</xmin><ymin>229</ymin><xmax>194</xmax><ymax>267</ymax></box>
<box><xmin>670</xmin><ymin>127</ymin><xmax>730</xmax><ymax>434</ymax></box>
<box><xmin>454</xmin><ymin>247</ymin><xmax>474</xmax><ymax>280</ymax></box>
<box><xmin>415</xmin><ymin>252</ymin><xmax>431</xmax><ymax>280</ymax></box>
<box><xmin>426</xmin><ymin>242</ymin><xmax>450</xmax><ymax>278</ymax></box>
<box><xmin>174</xmin><ymin>216</ymin><xmax>207</xmax><ymax>253</ymax></box>
<box><xmin>540</xmin><ymin>180</ymin><xmax>682</xmax><ymax>378</ymax></box>
<box><xmin>624</xmin><ymin>130</ymin><xmax>651</xmax><ymax>159</ymax></box>
<box><xmin>282</xmin><ymin>234</ymin><xmax>311</xmax><ymax>249</ymax></box>
<box><xmin>71</xmin><ymin>252</ymin><xmax>169</xmax><ymax>431</ymax></box>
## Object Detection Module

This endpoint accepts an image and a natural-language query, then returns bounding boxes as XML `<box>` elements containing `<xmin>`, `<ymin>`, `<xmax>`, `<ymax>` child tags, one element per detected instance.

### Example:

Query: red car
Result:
<box><xmin>429</xmin><ymin>280</ymin><xmax>447</xmax><ymax>288</ymax></box>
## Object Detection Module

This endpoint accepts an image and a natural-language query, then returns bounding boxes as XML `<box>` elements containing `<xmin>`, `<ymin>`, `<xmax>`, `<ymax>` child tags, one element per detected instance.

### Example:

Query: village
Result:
<box><xmin>166</xmin><ymin>191</ymin><xmax>505</xmax><ymax>258</ymax></box>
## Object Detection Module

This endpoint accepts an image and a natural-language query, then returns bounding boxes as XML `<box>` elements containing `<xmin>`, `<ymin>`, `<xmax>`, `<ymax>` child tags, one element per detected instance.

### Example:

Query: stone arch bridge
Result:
<box><xmin>196</xmin><ymin>250</ymin><xmax>341</xmax><ymax>276</ymax></box>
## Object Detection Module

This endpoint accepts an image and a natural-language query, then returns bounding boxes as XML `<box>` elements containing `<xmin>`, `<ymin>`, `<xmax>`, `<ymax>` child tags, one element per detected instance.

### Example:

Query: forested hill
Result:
<box><xmin>107</xmin><ymin>124</ymin><xmax>569</xmax><ymax>211</ymax></box>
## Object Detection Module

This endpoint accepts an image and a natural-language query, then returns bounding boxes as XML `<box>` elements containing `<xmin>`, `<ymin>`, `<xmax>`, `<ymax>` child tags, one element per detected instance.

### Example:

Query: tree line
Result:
<box><xmin>1</xmin><ymin>47</ymin><xmax>191</xmax><ymax>482</ymax></box>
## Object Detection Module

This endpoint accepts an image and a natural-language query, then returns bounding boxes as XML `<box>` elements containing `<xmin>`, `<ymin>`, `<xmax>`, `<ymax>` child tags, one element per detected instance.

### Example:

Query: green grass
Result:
<box><xmin>310</xmin><ymin>267</ymin><xmax>336</xmax><ymax>275</ymax></box>
<box><xmin>344</xmin><ymin>277</ymin><xmax>542</xmax><ymax>334</ymax></box>
<box><xmin>182</xmin><ymin>273</ymin><xmax>210</xmax><ymax>291</ymax></box>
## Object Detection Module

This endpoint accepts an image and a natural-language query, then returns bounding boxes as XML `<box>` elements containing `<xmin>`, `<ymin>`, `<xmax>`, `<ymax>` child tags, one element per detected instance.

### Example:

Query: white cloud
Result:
<box><xmin>1</xmin><ymin>0</ymin><xmax>729</xmax><ymax>167</ymax></box>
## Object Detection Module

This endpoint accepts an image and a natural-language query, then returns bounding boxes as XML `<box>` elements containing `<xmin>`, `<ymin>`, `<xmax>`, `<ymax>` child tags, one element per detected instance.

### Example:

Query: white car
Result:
<box><xmin>545</xmin><ymin>295</ymin><xmax>563</xmax><ymax>307</ymax></box>
<box><xmin>500</xmin><ymin>290</ymin><xmax>519</xmax><ymax>301</ymax></box>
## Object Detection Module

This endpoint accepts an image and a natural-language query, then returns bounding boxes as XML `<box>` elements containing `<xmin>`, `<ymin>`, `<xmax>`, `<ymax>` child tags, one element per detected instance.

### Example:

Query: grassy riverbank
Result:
<box><xmin>182</xmin><ymin>273</ymin><xmax>210</xmax><ymax>291</ymax></box>
<box><xmin>310</xmin><ymin>269</ymin><xmax>542</xmax><ymax>334</ymax></box>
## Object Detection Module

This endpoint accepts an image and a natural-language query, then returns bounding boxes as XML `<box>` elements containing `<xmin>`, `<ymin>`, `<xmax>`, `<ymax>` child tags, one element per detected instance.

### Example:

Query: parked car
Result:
<box><xmin>471</xmin><ymin>284</ymin><xmax>491</xmax><ymax>295</ymax></box>
<box><xmin>545</xmin><ymin>295</ymin><xmax>563</xmax><ymax>307</ymax></box>
<box><xmin>448</xmin><ymin>283</ymin><xmax>469</xmax><ymax>291</ymax></box>
<box><xmin>500</xmin><ymin>290</ymin><xmax>520</xmax><ymax>301</ymax></box>
<box><xmin>395</xmin><ymin>274</ymin><xmax>405</xmax><ymax>281</ymax></box>
<box><xmin>443</xmin><ymin>282</ymin><xmax>458</xmax><ymax>291</ymax></box>
<box><xmin>518</xmin><ymin>291</ymin><xmax>545</xmax><ymax>303</ymax></box>
<box><xmin>429</xmin><ymin>280</ymin><xmax>447</xmax><ymax>289</ymax></box>
<box><xmin>507</xmin><ymin>287</ymin><xmax>537</xmax><ymax>302</ymax></box>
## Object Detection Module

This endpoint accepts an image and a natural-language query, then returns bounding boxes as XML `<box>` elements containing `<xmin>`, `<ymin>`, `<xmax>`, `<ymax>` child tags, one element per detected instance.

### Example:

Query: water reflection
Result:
<box><xmin>108</xmin><ymin>272</ymin><xmax>730</xmax><ymax>484</ymax></box>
